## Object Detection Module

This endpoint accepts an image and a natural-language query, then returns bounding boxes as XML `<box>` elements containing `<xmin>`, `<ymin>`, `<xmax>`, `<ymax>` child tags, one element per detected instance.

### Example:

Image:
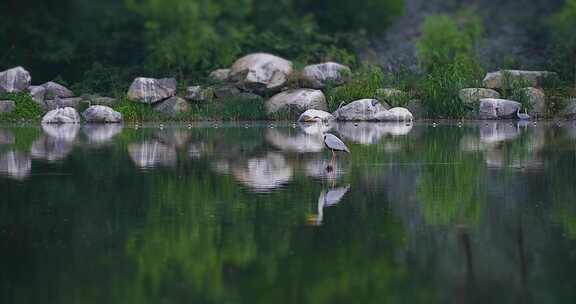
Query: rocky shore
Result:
<box><xmin>1</xmin><ymin>53</ymin><xmax>574</xmax><ymax>124</ymax></box>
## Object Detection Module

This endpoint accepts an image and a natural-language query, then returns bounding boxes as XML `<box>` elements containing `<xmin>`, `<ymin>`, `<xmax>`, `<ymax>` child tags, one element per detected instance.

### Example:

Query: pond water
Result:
<box><xmin>1</xmin><ymin>121</ymin><xmax>576</xmax><ymax>303</ymax></box>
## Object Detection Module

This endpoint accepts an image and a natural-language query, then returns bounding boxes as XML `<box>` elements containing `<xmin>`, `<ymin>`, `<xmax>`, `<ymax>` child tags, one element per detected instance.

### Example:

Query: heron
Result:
<box><xmin>309</xmin><ymin>116</ymin><xmax>350</xmax><ymax>171</ymax></box>
<box><xmin>516</xmin><ymin>108</ymin><xmax>530</xmax><ymax>120</ymax></box>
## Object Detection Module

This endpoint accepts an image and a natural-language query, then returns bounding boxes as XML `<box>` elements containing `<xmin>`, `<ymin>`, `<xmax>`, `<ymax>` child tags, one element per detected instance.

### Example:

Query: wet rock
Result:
<box><xmin>128</xmin><ymin>141</ymin><xmax>177</xmax><ymax>168</ymax></box>
<box><xmin>300</xmin><ymin>62</ymin><xmax>351</xmax><ymax>89</ymax></box>
<box><xmin>298</xmin><ymin>109</ymin><xmax>335</xmax><ymax>122</ymax></box>
<box><xmin>483</xmin><ymin>70</ymin><xmax>557</xmax><ymax>89</ymax></box>
<box><xmin>127</xmin><ymin>77</ymin><xmax>177</xmax><ymax>104</ymax></box>
<box><xmin>521</xmin><ymin>87</ymin><xmax>546</xmax><ymax>115</ymax></box>
<box><xmin>209</xmin><ymin>68</ymin><xmax>231</xmax><ymax>82</ymax></box>
<box><xmin>0</xmin><ymin>100</ymin><xmax>15</xmax><ymax>113</ymax></box>
<box><xmin>0</xmin><ymin>67</ymin><xmax>31</xmax><ymax>93</ymax></box>
<box><xmin>479</xmin><ymin>98</ymin><xmax>521</xmax><ymax>119</ymax></box>
<box><xmin>265</xmin><ymin>129</ymin><xmax>324</xmax><ymax>153</ymax></box>
<box><xmin>459</xmin><ymin>88</ymin><xmax>501</xmax><ymax>104</ymax></box>
<box><xmin>28</xmin><ymin>85</ymin><xmax>46</xmax><ymax>104</ymax></box>
<box><xmin>0</xmin><ymin>151</ymin><xmax>31</xmax><ymax>180</ymax></box>
<box><xmin>42</xmin><ymin>81</ymin><xmax>74</xmax><ymax>99</ymax></box>
<box><xmin>41</xmin><ymin>107</ymin><xmax>81</xmax><ymax>124</ymax></box>
<box><xmin>185</xmin><ymin>86</ymin><xmax>213</xmax><ymax>102</ymax></box>
<box><xmin>333</xmin><ymin>99</ymin><xmax>390</xmax><ymax>121</ymax></box>
<box><xmin>82</xmin><ymin>105</ymin><xmax>123</xmax><ymax>123</ymax></box>
<box><xmin>83</xmin><ymin>124</ymin><xmax>123</xmax><ymax>146</ymax></box>
<box><xmin>229</xmin><ymin>53</ymin><xmax>293</xmax><ymax>94</ymax></box>
<box><xmin>153</xmin><ymin>96</ymin><xmax>190</xmax><ymax>118</ymax></box>
<box><xmin>374</xmin><ymin>107</ymin><xmax>413</xmax><ymax>121</ymax></box>
<box><xmin>265</xmin><ymin>89</ymin><xmax>327</xmax><ymax>117</ymax></box>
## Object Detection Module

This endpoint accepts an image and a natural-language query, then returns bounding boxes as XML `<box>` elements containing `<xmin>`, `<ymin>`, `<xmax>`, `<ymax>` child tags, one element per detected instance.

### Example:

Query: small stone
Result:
<box><xmin>300</xmin><ymin>62</ymin><xmax>351</xmax><ymax>89</ymax></box>
<box><xmin>185</xmin><ymin>86</ymin><xmax>213</xmax><ymax>102</ymax></box>
<box><xmin>209</xmin><ymin>69</ymin><xmax>231</xmax><ymax>82</ymax></box>
<box><xmin>298</xmin><ymin>109</ymin><xmax>335</xmax><ymax>122</ymax></box>
<box><xmin>0</xmin><ymin>100</ymin><xmax>16</xmax><ymax>113</ymax></box>
<box><xmin>28</xmin><ymin>85</ymin><xmax>46</xmax><ymax>104</ymax></box>
<box><xmin>265</xmin><ymin>89</ymin><xmax>327</xmax><ymax>117</ymax></box>
<box><xmin>154</xmin><ymin>96</ymin><xmax>190</xmax><ymax>118</ymax></box>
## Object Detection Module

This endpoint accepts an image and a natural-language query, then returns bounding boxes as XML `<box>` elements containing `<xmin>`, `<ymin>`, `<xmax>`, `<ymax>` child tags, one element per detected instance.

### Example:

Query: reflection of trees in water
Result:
<box><xmin>3</xmin><ymin>123</ymin><xmax>576</xmax><ymax>303</ymax></box>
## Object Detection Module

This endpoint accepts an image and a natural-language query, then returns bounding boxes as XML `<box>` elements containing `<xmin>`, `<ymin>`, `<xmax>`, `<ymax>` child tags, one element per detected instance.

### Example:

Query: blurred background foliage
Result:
<box><xmin>0</xmin><ymin>0</ymin><xmax>403</xmax><ymax>94</ymax></box>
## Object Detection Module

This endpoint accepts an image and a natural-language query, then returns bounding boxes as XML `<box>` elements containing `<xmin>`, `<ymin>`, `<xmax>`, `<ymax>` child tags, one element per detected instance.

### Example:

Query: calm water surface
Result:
<box><xmin>1</xmin><ymin>121</ymin><xmax>576</xmax><ymax>303</ymax></box>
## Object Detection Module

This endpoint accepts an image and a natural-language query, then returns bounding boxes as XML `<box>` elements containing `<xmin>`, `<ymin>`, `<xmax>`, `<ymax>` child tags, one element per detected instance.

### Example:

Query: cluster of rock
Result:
<box><xmin>459</xmin><ymin>70</ymin><xmax>556</xmax><ymax>119</ymax></box>
<box><xmin>297</xmin><ymin>98</ymin><xmax>414</xmax><ymax>123</ymax></box>
<box><xmin>125</xmin><ymin>53</ymin><xmax>356</xmax><ymax>119</ymax></box>
<box><xmin>0</xmin><ymin>66</ymin><xmax>122</xmax><ymax>123</ymax></box>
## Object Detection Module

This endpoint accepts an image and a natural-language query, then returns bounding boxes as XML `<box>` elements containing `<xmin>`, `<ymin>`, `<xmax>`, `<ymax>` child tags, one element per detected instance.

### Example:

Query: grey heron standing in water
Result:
<box><xmin>516</xmin><ymin>108</ymin><xmax>530</xmax><ymax>120</ymax></box>
<box><xmin>309</xmin><ymin>116</ymin><xmax>350</xmax><ymax>163</ymax></box>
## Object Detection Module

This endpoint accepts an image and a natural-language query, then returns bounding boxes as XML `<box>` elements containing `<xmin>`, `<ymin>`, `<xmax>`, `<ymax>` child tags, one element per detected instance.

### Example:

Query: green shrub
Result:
<box><xmin>113</xmin><ymin>97</ymin><xmax>163</xmax><ymax>122</ymax></box>
<box><xmin>416</xmin><ymin>13</ymin><xmax>484</xmax><ymax>118</ymax></box>
<box><xmin>548</xmin><ymin>0</ymin><xmax>576</xmax><ymax>84</ymax></box>
<box><xmin>499</xmin><ymin>71</ymin><xmax>533</xmax><ymax>111</ymax></box>
<box><xmin>0</xmin><ymin>92</ymin><xmax>44</xmax><ymax>122</ymax></box>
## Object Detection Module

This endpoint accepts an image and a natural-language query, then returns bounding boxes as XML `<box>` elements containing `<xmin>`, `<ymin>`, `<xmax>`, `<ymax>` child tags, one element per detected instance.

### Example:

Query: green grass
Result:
<box><xmin>0</xmin><ymin>92</ymin><xmax>44</xmax><ymax>122</ymax></box>
<box><xmin>113</xmin><ymin>95</ymin><xmax>268</xmax><ymax>122</ymax></box>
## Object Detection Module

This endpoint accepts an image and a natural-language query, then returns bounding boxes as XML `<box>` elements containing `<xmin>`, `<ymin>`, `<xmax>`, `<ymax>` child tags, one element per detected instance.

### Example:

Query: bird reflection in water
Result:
<box><xmin>307</xmin><ymin>185</ymin><xmax>351</xmax><ymax>226</ymax></box>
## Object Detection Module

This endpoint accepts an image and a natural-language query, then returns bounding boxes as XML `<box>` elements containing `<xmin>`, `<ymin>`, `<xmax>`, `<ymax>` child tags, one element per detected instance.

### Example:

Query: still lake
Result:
<box><xmin>1</xmin><ymin>121</ymin><xmax>576</xmax><ymax>303</ymax></box>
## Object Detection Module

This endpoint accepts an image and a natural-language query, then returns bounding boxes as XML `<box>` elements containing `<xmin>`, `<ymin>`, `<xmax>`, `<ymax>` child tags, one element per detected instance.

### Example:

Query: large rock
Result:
<box><xmin>229</xmin><ymin>53</ymin><xmax>293</xmax><ymax>94</ymax></box>
<box><xmin>0</xmin><ymin>67</ymin><xmax>31</xmax><ymax>93</ymax></box>
<box><xmin>43</xmin><ymin>97</ymin><xmax>84</xmax><ymax>110</ymax></box>
<box><xmin>28</xmin><ymin>85</ymin><xmax>46</xmax><ymax>104</ymax></box>
<box><xmin>42</xmin><ymin>81</ymin><xmax>74</xmax><ymax>99</ymax></box>
<box><xmin>298</xmin><ymin>109</ymin><xmax>335</xmax><ymax>122</ymax></box>
<box><xmin>41</xmin><ymin>107</ymin><xmax>81</xmax><ymax>124</ymax></box>
<box><xmin>185</xmin><ymin>86</ymin><xmax>213</xmax><ymax>102</ymax></box>
<box><xmin>300</xmin><ymin>62</ymin><xmax>351</xmax><ymax>89</ymax></box>
<box><xmin>82</xmin><ymin>105</ymin><xmax>123</xmax><ymax>123</ymax></box>
<box><xmin>209</xmin><ymin>69</ymin><xmax>231</xmax><ymax>82</ymax></box>
<box><xmin>374</xmin><ymin>107</ymin><xmax>414</xmax><ymax>121</ymax></box>
<box><xmin>127</xmin><ymin>77</ymin><xmax>177</xmax><ymax>104</ymax></box>
<box><xmin>482</xmin><ymin>70</ymin><xmax>557</xmax><ymax>89</ymax></box>
<box><xmin>333</xmin><ymin>99</ymin><xmax>390</xmax><ymax>121</ymax></box>
<box><xmin>521</xmin><ymin>87</ymin><xmax>546</xmax><ymax>115</ymax></box>
<box><xmin>265</xmin><ymin>89</ymin><xmax>327</xmax><ymax>117</ymax></box>
<box><xmin>479</xmin><ymin>98</ymin><xmax>522</xmax><ymax>119</ymax></box>
<box><xmin>0</xmin><ymin>100</ymin><xmax>15</xmax><ymax>113</ymax></box>
<box><xmin>153</xmin><ymin>96</ymin><xmax>190</xmax><ymax>118</ymax></box>
<box><xmin>459</xmin><ymin>88</ymin><xmax>501</xmax><ymax>104</ymax></box>
<box><xmin>559</xmin><ymin>99</ymin><xmax>576</xmax><ymax>119</ymax></box>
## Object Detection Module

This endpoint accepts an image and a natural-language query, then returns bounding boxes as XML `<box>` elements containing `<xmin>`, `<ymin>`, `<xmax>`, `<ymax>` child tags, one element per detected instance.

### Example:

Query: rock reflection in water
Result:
<box><xmin>0</xmin><ymin>129</ymin><xmax>15</xmax><ymax>145</ymax></box>
<box><xmin>265</xmin><ymin>129</ymin><xmax>324</xmax><ymax>153</ymax></box>
<box><xmin>336</xmin><ymin>122</ymin><xmax>412</xmax><ymax>144</ymax></box>
<box><xmin>298</xmin><ymin>121</ymin><xmax>334</xmax><ymax>135</ymax></box>
<box><xmin>30</xmin><ymin>124</ymin><xmax>80</xmax><ymax>162</ymax></box>
<box><xmin>0</xmin><ymin>151</ymin><xmax>31</xmax><ymax>180</ymax></box>
<box><xmin>83</xmin><ymin>124</ymin><xmax>123</xmax><ymax>146</ymax></box>
<box><xmin>156</xmin><ymin>129</ymin><xmax>191</xmax><ymax>148</ymax></box>
<box><xmin>231</xmin><ymin>152</ymin><xmax>293</xmax><ymax>192</ymax></box>
<box><xmin>480</xmin><ymin>122</ymin><xmax>520</xmax><ymax>145</ymax></box>
<box><xmin>128</xmin><ymin>141</ymin><xmax>177</xmax><ymax>168</ymax></box>
<box><xmin>305</xmin><ymin>157</ymin><xmax>348</xmax><ymax>181</ymax></box>
<box><xmin>308</xmin><ymin>185</ymin><xmax>351</xmax><ymax>226</ymax></box>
